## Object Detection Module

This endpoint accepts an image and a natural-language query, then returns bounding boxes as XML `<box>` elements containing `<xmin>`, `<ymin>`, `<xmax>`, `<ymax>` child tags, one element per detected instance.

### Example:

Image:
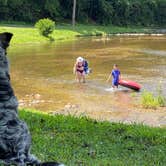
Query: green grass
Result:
<box><xmin>0</xmin><ymin>24</ymin><xmax>152</xmax><ymax>45</ymax></box>
<box><xmin>141</xmin><ymin>90</ymin><xmax>165</xmax><ymax>109</ymax></box>
<box><xmin>18</xmin><ymin>109</ymin><xmax>166</xmax><ymax>166</ymax></box>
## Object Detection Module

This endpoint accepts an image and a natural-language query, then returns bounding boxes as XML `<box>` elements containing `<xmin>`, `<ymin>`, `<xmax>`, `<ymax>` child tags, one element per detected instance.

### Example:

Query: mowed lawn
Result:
<box><xmin>0</xmin><ymin>24</ymin><xmax>150</xmax><ymax>45</ymax></box>
<box><xmin>19</xmin><ymin>109</ymin><xmax>166</xmax><ymax>166</ymax></box>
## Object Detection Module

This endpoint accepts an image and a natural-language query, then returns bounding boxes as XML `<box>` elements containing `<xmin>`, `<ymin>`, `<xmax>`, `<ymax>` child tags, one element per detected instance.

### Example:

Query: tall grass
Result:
<box><xmin>141</xmin><ymin>88</ymin><xmax>165</xmax><ymax>109</ymax></box>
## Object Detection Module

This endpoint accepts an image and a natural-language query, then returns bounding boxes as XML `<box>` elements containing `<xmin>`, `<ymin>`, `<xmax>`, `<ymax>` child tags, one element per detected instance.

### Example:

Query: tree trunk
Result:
<box><xmin>72</xmin><ymin>0</ymin><xmax>76</xmax><ymax>27</ymax></box>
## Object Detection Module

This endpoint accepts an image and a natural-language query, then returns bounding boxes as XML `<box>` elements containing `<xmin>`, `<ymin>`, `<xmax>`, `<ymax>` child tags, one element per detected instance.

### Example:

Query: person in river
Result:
<box><xmin>83</xmin><ymin>58</ymin><xmax>91</xmax><ymax>74</ymax></box>
<box><xmin>73</xmin><ymin>57</ymin><xmax>86</xmax><ymax>83</ymax></box>
<box><xmin>107</xmin><ymin>64</ymin><xmax>121</xmax><ymax>88</ymax></box>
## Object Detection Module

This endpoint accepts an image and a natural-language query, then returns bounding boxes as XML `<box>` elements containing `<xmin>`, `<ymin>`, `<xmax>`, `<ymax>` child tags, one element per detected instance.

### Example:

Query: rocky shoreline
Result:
<box><xmin>106</xmin><ymin>29</ymin><xmax>166</xmax><ymax>36</ymax></box>
<box><xmin>19</xmin><ymin>95</ymin><xmax>166</xmax><ymax>127</ymax></box>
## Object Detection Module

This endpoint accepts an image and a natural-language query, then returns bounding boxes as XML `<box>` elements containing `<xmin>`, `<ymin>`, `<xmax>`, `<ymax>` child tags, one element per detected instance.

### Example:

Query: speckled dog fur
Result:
<box><xmin>0</xmin><ymin>33</ymin><xmax>63</xmax><ymax>166</ymax></box>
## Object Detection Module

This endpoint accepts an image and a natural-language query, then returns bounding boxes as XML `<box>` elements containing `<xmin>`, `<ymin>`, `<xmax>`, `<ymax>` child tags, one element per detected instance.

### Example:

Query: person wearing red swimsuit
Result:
<box><xmin>73</xmin><ymin>57</ymin><xmax>86</xmax><ymax>83</ymax></box>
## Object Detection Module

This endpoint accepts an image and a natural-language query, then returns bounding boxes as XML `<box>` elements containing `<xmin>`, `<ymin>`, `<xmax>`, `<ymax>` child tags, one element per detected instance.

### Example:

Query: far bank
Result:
<box><xmin>0</xmin><ymin>23</ymin><xmax>165</xmax><ymax>45</ymax></box>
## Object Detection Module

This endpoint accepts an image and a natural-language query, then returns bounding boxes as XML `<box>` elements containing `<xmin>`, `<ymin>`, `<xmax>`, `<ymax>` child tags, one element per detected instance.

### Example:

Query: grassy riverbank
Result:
<box><xmin>19</xmin><ymin>109</ymin><xmax>166</xmax><ymax>166</ymax></box>
<box><xmin>0</xmin><ymin>24</ymin><xmax>154</xmax><ymax>45</ymax></box>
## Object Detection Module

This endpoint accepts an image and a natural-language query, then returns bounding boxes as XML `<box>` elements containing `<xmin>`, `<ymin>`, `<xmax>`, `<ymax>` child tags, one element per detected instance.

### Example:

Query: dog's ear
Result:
<box><xmin>0</xmin><ymin>32</ymin><xmax>13</xmax><ymax>49</ymax></box>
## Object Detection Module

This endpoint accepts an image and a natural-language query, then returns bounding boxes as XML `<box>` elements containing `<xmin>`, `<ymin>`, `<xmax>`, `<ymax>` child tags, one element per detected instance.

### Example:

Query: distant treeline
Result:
<box><xmin>0</xmin><ymin>0</ymin><xmax>165</xmax><ymax>26</ymax></box>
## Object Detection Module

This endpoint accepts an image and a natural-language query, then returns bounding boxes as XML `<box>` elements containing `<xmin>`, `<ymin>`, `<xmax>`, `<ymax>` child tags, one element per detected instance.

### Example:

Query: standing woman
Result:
<box><xmin>73</xmin><ymin>57</ymin><xmax>86</xmax><ymax>83</ymax></box>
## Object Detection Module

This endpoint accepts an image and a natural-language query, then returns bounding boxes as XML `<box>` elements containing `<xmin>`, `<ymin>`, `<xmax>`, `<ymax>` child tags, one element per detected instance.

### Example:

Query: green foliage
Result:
<box><xmin>141</xmin><ymin>90</ymin><xmax>165</xmax><ymax>109</ymax></box>
<box><xmin>0</xmin><ymin>0</ymin><xmax>165</xmax><ymax>26</ymax></box>
<box><xmin>141</xmin><ymin>91</ymin><xmax>159</xmax><ymax>109</ymax></box>
<box><xmin>44</xmin><ymin>0</ymin><xmax>60</xmax><ymax>18</ymax></box>
<box><xmin>35</xmin><ymin>18</ymin><xmax>55</xmax><ymax>37</ymax></box>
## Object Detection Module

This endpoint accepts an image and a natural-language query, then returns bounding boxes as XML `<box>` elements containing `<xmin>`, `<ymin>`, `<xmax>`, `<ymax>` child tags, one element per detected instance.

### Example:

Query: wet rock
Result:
<box><xmin>19</xmin><ymin>99</ymin><xmax>24</xmax><ymax>103</ymax></box>
<box><xmin>31</xmin><ymin>100</ymin><xmax>40</xmax><ymax>104</ymax></box>
<box><xmin>19</xmin><ymin>102</ymin><xmax>25</xmax><ymax>106</ymax></box>
<box><xmin>63</xmin><ymin>103</ymin><xmax>79</xmax><ymax>111</ymax></box>
<box><xmin>34</xmin><ymin>94</ymin><xmax>41</xmax><ymax>100</ymax></box>
<box><xmin>71</xmin><ymin>104</ymin><xmax>79</xmax><ymax>109</ymax></box>
<box><xmin>64</xmin><ymin>103</ymin><xmax>72</xmax><ymax>109</ymax></box>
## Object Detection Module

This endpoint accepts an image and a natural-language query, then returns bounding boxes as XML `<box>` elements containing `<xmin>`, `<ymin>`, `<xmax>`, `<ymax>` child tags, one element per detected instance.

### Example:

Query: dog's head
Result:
<box><xmin>0</xmin><ymin>32</ymin><xmax>14</xmax><ymax>102</ymax></box>
<box><xmin>0</xmin><ymin>32</ymin><xmax>13</xmax><ymax>71</ymax></box>
<box><xmin>0</xmin><ymin>32</ymin><xmax>13</xmax><ymax>50</ymax></box>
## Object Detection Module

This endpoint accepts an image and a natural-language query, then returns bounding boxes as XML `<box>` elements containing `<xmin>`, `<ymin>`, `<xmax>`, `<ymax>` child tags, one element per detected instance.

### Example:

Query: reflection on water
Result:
<box><xmin>8</xmin><ymin>36</ymin><xmax>166</xmax><ymax>126</ymax></box>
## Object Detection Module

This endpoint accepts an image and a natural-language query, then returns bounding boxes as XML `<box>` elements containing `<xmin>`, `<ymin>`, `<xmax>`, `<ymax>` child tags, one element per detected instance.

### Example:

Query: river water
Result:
<box><xmin>8</xmin><ymin>36</ymin><xmax>166</xmax><ymax>126</ymax></box>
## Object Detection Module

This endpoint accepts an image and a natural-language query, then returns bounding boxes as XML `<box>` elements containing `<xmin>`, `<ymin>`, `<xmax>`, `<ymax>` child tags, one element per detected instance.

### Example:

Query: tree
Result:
<box><xmin>0</xmin><ymin>0</ymin><xmax>165</xmax><ymax>26</ymax></box>
<box><xmin>72</xmin><ymin>0</ymin><xmax>76</xmax><ymax>26</ymax></box>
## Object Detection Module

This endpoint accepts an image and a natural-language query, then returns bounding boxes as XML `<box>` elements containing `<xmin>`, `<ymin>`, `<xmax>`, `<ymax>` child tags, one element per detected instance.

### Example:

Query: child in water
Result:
<box><xmin>107</xmin><ymin>64</ymin><xmax>121</xmax><ymax>88</ymax></box>
<box><xmin>83</xmin><ymin>58</ymin><xmax>91</xmax><ymax>74</ymax></box>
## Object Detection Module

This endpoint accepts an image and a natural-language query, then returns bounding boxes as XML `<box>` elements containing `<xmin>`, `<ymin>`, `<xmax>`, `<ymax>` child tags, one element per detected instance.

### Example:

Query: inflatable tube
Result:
<box><xmin>119</xmin><ymin>80</ymin><xmax>141</xmax><ymax>91</ymax></box>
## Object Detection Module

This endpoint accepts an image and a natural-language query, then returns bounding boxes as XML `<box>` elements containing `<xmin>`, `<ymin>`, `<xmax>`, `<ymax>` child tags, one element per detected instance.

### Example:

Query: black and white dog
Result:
<box><xmin>0</xmin><ymin>32</ymin><xmax>64</xmax><ymax>166</ymax></box>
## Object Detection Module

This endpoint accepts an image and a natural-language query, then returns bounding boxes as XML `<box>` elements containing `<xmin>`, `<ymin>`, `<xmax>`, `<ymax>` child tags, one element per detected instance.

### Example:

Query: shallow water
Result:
<box><xmin>8</xmin><ymin>36</ymin><xmax>166</xmax><ymax>126</ymax></box>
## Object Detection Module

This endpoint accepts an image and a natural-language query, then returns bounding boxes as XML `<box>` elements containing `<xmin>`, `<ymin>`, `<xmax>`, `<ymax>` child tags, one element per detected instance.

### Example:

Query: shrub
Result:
<box><xmin>141</xmin><ymin>91</ymin><xmax>158</xmax><ymax>109</ymax></box>
<box><xmin>35</xmin><ymin>18</ymin><xmax>55</xmax><ymax>37</ymax></box>
<box><xmin>141</xmin><ymin>90</ymin><xmax>165</xmax><ymax>109</ymax></box>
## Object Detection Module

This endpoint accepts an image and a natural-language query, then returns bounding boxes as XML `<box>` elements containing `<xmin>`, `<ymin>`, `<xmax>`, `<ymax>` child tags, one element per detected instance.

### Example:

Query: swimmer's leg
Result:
<box><xmin>82</xmin><ymin>72</ymin><xmax>86</xmax><ymax>83</ymax></box>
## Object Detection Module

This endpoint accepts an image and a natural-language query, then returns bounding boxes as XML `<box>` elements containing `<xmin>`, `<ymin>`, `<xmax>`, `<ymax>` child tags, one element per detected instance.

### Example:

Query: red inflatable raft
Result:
<box><xmin>119</xmin><ymin>80</ymin><xmax>141</xmax><ymax>91</ymax></box>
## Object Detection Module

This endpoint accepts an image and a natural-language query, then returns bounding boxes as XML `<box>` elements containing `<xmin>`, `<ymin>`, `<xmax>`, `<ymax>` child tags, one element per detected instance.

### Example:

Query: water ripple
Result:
<box><xmin>138</xmin><ymin>49</ymin><xmax>166</xmax><ymax>56</ymax></box>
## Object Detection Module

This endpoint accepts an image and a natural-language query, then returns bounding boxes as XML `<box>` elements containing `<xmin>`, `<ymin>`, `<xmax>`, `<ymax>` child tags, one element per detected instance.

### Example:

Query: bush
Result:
<box><xmin>35</xmin><ymin>18</ymin><xmax>55</xmax><ymax>37</ymax></box>
<box><xmin>141</xmin><ymin>90</ymin><xmax>165</xmax><ymax>109</ymax></box>
<box><xmin>141</xmin><ymin>91</ymin><xmax>158</xmax><ymax>109</ymax></box>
